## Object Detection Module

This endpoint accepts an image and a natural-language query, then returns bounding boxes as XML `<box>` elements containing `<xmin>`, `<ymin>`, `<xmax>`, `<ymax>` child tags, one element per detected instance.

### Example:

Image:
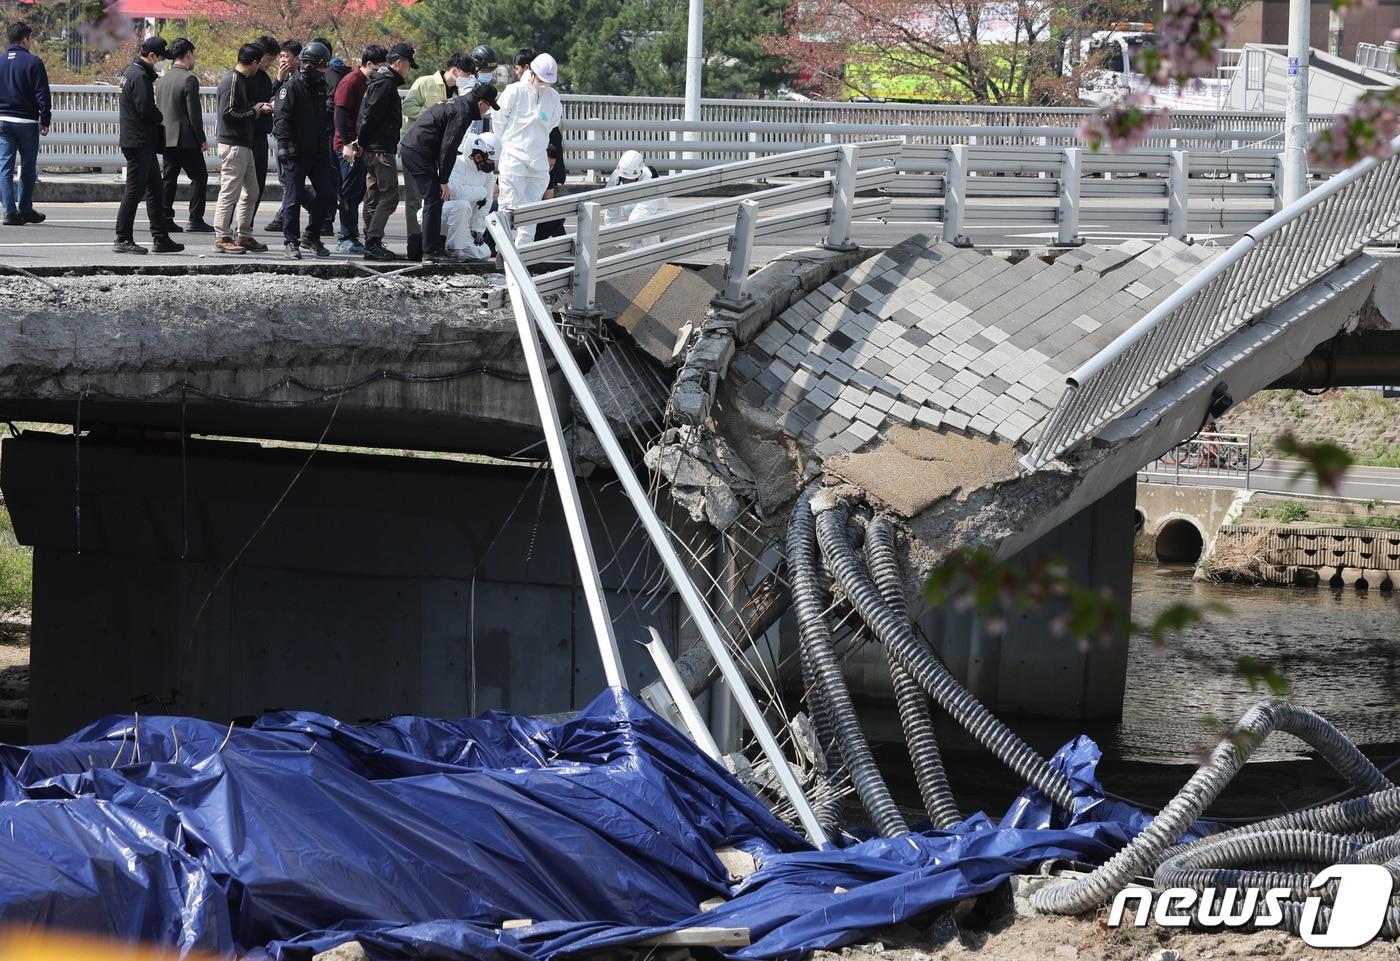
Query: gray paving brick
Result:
<box><xmin>891</xmin><ymin>357</ymin><xmax>928</xmax><ymax>382</ymax></box>
<box><xmin>872</xmin><ymin>377</ymin><xmax>901</xmax><ymax>398</ymax></box>
<box><xmin>900</xmin><ymin>381</ymin><xmax>932</xmax><ymax>405</ymax></box>
<box><xmin>913</xmin><ymin>407</ymin><xmax>944</xmax><ymax>430</ymax></box>
<box><xmin>738</xmin><ymin>379</ymin><xmax>768</xmax><ymax>407</ymax></box>
<box><xmin>942</xmin><ymin>409</ymin><xmax>970</xmax><ymax>431</ymax></box>
<box><xmin>850</xmin><ymin>369</ymin><xmax>881</xmax><ymax>390</ymax></box>
<box><xmin>867</xmin><ymin>391</ymin><xmax>895</xmax><ymax>412</ymax></box>
<box><xmin>889</xmin><ymin>400</ymin><xmax>919</xmax><ymax>424</ymax></box>
<box><xmin>828</xmin><ymin>360</ymin><xmax>856</xmax><ymax>381</ymax></box>
<box><xmin>855</xmin><ymin>404</ymin><xmax>884</xmax><ymax>427</ymax></box>
<box><xmin>849</xmin><ymin>421</ymin><xmax>878</xmax><ymax>444</ymax></box>
<box><xmin>968</xmin><ymin>414</ymin><xmax>997</xmax><ymax>437</ymax></box>
<box><xmin>958</xmin><ymin>385</ymin><xmax>996</xmax><ymax>414</ymax></box>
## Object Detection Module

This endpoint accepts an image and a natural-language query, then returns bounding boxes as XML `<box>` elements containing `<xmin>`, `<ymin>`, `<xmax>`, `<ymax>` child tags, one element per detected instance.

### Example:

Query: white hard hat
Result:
<box><xmin>469</xmin><ymin>131</ymin><xmax>500</xmax><ymax>159</ymax></box>
<box><xmin>615</xmin><ymin>150</ymin><xmax>646</xmax><ymax>180</ymax></box>
<box><xmin>530</xmin><ymin>52</ymin><xmax>558</xmax><ymax>84</ymax></box>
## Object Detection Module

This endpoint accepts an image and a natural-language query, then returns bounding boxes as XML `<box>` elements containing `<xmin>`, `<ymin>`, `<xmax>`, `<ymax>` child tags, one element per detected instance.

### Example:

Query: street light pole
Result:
<box><xmin>1283</xmin><ymin>0</ymin><xmax>1310</xmax><ymax>203</ymax></box>
<box><xmin>684</xmin><ymin>0</ymin><xmax>703</xmax><ymax>148</ymax></box>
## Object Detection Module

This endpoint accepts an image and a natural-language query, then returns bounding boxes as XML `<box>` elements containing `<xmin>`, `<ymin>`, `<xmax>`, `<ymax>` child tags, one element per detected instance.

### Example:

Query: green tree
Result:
<box><xmin>400</xmin><ymin>0</ymin><xmax>791</xmax><ymax>97</ymax></box>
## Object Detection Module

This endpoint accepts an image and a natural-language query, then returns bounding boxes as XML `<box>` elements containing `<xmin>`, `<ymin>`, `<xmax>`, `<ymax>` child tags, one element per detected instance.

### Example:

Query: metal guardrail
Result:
<box><xmin>1025</xmin><ymin>134</ymin><xmax>1400</xmax><ymax>470</ymax></box>
<box><xmin>507</xmin><ymin>141</ymin><xmax>899</xmax><ymax>311</ymax></box>
<box><xmin>39</xmin><ymin>84</ymin><xmax>1330</xmax><ymax>175</ymax></box>
<box><xmin>487</xmin><ymin>205</ymin><xmax>831</xmax><ymax>846</ymax></box>
<box><xmin>1143</xmin><ymin>431</ymin><xmax>1261</xmax><ymax>488</ymax></box>
<box><xmin>1355</xmin><ymin>42</ymin><xmax>1398</xmax><ymax>76</ymax></box>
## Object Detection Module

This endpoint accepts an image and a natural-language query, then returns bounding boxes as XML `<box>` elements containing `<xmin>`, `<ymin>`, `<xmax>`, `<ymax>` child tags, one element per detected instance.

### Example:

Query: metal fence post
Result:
<box><xmin>1246</xmin><ymin>431</ymin><xmax>1253</xmax><ymax>490</ymax></box>
<box><xmin>585</xmin><ymin>125</ymin><xmax>600</xmax><ymax>183</ymax></box>
<box><xmin>720</xmin><ymin>199</ymin><xmax>759</xmax><ymax>305</ymax></box>
<box><xmin>1057</xmin><ymin>146</ymin><xmax>1082</xmax><ymax>246</ymax></box>
<box><xmin>571</xmin><ymin>201</ymin><xmax>602</xmax><ymax>315</ymax></box>
<box><xmin>1168</xmin><ymin>149</ymin><xmax>1190</xmax><ymax>240</ymax></box>
<box><xmin>824</xmin><ymin>144</ymin><xmax>857</xmax><ymax>250</ymax></box>
<box><xmin>943</xmin><ymin>143</ymin><xmax>969</xmax><ymax>246</ymax></box>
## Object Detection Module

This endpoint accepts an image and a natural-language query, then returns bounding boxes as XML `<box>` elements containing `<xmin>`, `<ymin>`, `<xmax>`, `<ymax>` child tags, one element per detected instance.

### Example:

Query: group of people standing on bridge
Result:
<box><xmin>0</xmin><ymin>20</ymin><xmax>572</xmax><ymax>261</ymax></box>
<box><xmin>110</xmin><ymin>34</ymin><xmax>567</xmax><ymax>261</ymax></box>
<box><xmin>0</xmin><ymin>21</ymin><xmax>675</xmax><ymax>262</ymax></box>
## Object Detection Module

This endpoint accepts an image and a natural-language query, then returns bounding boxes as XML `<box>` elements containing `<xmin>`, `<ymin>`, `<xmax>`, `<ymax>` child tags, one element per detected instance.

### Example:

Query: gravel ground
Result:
<box><xmin>813</xmin><ymin>892</ymin><xmax>1400</xmax><ymax>961</ymax></box>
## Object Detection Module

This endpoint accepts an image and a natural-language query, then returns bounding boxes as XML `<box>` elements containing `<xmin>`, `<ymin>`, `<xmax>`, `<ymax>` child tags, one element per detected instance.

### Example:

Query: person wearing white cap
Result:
<box><xmin>441</xmin><ymin>131</ymin><xmax>499</xmax><ymax>258</ymax></box>
<box><xmin>495</xmin><ymin>51</ymin><xmax>561</xmax><ymax>246</ymax></box>
<box><xmin>603</xmin><ymin>149</ymin><xmax>670</xmax><ymax>249</ymax></box>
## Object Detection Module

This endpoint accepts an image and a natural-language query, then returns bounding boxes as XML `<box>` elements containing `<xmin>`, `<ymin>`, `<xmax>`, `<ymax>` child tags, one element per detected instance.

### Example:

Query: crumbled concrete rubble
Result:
<box><xmin>643</xmin><ymin>427</ymin><xmax>758</xmax><ymax>531</ymax></box>
<box><xmin>0</xmin><ymin>271</ymin><xmax>517</xmax><ymax>380</ymax></box>
<box><xmin>571</xmin><ymin>338</ymin><xmax>671</xmax><ymax>469</ymax></box>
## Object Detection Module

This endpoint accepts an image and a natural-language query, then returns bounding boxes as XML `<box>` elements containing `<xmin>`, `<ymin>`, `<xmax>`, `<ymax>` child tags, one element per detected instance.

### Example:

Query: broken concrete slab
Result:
<box><xmin>644</xmin><ymin>428</ymin><xmax>759</xmax><ymax>531</ymax></box>
<box><xmin>824</xmin><ymin>425</ymin><xmax>1021</xmax><ymax>517</ymax></box>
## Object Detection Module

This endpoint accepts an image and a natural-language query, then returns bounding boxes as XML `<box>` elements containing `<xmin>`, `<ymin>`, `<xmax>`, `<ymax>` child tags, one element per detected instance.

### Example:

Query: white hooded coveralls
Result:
<box><xmin>603</xmin><ymin>166</ymin><xmax>671</xmax><ymax>249</ymax></box>
<box><xmin>495</xmin><ymin>73</ymin><xmax>561</xmax><ymax>246</ymax></box>
<box><xmin>442</xmin><ymin>152</ymin><xmax>496</xmax><ymax>257</ymax></box>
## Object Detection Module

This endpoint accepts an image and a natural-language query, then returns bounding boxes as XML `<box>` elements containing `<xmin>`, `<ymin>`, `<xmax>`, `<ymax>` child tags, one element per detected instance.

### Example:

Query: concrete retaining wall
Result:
<box><xmin>1134</xmin><ymin>483</ymin><xmax>1245</xmax><ymax>563</ymax></box>
<box><xmin>1213</xmin><ymin>523</ymin><xmax>1400</xmax><ymax>589</ymax></box>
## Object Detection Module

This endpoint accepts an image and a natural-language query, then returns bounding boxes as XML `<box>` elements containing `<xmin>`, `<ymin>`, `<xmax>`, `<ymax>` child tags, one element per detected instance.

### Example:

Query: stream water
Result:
<box><xmin>1115</xmin><ymin>565</ymin><xmax>1400</xmax><ymax>764</ymax></box>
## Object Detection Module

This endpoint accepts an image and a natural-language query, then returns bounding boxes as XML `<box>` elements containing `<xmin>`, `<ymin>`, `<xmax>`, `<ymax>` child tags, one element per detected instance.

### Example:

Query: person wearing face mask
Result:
<box><xmin>495</xmin><ymin>52</ymin><xmax>560</xmax><ymax>248</ymax></box>
<box><xmin>272</xmin><ymin>40</ymin><xmax>336</xmax><ymax>259</ymax></box>
<box><xmin>399</xmin><ymin>51</ymin><xmax>475</xmax><ymax>258</ymax></box>
<box><xmin>356</xmin><ymin>42</ymin><xmax>414</xmax><ymax>261</ymax></box>
<box><xmin>603</xmin><ymin>150</ymin><xmax>670</xmax><ymax>249</ymax></box>
<box><xmin>442</xmin><ymin>132</ymin><xmax>498</xmax><ymax>259</ymax></box>
<box><xmin>399</xmin><ymin>81</ymin><xmax>499</xmax><ymax>262</ymax></box>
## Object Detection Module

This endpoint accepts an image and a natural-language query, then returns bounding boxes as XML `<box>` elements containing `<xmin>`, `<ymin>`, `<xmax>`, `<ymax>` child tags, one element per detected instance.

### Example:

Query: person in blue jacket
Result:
<box><xmin>0</xmin><ymin>21</ymin><xmax>51</xmax><ymax>227</ymax></box>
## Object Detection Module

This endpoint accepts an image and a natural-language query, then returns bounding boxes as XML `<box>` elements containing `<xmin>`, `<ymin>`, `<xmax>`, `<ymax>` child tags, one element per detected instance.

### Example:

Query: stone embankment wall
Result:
<box><xmin>1210</xmin><ymin>523</ymin><xmax>1400</xmax><ymax>589</ymax></box>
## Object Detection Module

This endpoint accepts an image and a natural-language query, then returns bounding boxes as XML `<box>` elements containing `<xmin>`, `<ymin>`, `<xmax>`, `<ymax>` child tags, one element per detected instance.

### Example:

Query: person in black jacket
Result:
<box><xmin>271</xmin><ymin>40</ymin><xmax>335</xmax><ymax>259</ymax></box>
<box><xmin>266</xmin><ymin>38</ymin><xmax>301</xmax><ymax>233</ymax></box>
<box><xmin>353</xmin><ymin>44</ymin><xmax>413</xmax><ymax>260</ymax></box>
<box><xmin>247</xmin><ymin>35</ymin><xmax>278</xmax><ymax>220</ymax></box>
<box><xmin>315</xmin><ymin>37</ymin><xmax>344</xmax><ymax>236</ymax></box>
<box><xmin>398</xmin><ymin>82</ymin><xmax>498</xmax><ymax>262</ymax></box>
<box><xmin>114</xmin><ymin>36</ymin><xmax>182</xmax><ymax>255</ymax></box>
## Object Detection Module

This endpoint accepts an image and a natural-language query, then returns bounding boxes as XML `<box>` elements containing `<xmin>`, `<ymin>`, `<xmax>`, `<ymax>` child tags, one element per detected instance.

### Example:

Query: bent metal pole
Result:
<box><xmin>488</xmin><ymin>213</ymin><xmax>831</xmax><ymax>847</ymax></box>
<box><xmin>500</xmin><ymin>251</ymin><xmax>627</xmax><ymax>690</ymax></box>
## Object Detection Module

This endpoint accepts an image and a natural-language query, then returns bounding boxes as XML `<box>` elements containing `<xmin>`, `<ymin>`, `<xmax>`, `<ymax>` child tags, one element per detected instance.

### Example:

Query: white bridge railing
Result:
<box><xmin>1025</xmin><ymin>134</ymin><xmax>1400</xmax><ymax>470</ymax></box>
<box><xmin>504</xmin><ymin>141</ymin><xmax>900</xmax><ymax>312</ymax></box>
<box><xmin>42</xmin><ymin>84</ymin><xmax>1327</xmax><ymax>174</ymax></box>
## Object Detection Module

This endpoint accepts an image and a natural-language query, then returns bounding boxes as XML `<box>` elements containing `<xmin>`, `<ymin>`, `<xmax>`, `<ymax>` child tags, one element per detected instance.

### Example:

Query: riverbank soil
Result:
<box><xmin>1218</xmin><ymin>388</ymin><xmax>1400</xmax><ymax>468</ymax></box>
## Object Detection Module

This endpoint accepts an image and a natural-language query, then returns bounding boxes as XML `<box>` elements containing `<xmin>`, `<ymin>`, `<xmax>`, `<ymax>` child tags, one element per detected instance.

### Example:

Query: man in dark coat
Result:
<box><xmin>399</xmin><ymin>82</ymin><xmax>498</xmax><ymax>262</ymax></box>
<box><xmin>272</xmin><ymin>40</ymin><xmax>336</xmax><ymax>258</ymax></box>
<box><xmin>114</xmin><ymin>36</ymin><xmax>182</xmax><ymax>254</ymax></box>
<box><xmin>353</xmin><ymin>44</ymin><xmax>413</xmax><ymax>260</ymax></box>
<box><xmin>155</xmin><ymin>37</ymin><xmax>210</xmax><ymax>232</ymax></box>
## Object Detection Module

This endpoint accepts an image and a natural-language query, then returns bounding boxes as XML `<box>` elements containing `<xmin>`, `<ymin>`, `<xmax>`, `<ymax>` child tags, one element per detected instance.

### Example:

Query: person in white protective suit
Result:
<box><xmin>495</xmin><ymin>52</ymin><xmax>561</xmax><ymax>247</ymax></box>
<box><xmin>603</xmin><ymin>150</ymin><xmax>670</xmax><ymax>249</ymax></box>
<box><xmin>442</xmin><ymin>131</ymin><xmax>499</xmax><ymax>259</ymax></box>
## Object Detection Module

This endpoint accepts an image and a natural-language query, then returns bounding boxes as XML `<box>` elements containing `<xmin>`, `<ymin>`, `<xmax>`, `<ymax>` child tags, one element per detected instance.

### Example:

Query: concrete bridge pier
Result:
<box><xmin>2</xmin><ymin>430</ymin><xmax>686</xmax><ymax>743</ymax></box>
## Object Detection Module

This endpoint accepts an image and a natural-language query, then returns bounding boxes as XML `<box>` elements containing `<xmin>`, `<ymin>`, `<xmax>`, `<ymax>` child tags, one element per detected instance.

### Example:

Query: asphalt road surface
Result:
<box><xmin>1140</xmin><ymin>459</ymin><xmax>1400</xmax><ymax>503</ymax></box>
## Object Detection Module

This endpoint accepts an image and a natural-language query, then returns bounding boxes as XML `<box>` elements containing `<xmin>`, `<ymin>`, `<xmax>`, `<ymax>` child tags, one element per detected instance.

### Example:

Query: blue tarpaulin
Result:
<box><xmin>0</xmin><ymin>690</ymin><xmax>1155</xmax><ymax>959</ymax></box>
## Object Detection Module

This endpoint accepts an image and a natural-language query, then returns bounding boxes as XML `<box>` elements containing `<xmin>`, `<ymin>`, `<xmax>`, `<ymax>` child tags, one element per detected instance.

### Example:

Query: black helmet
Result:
<box><xmin>469</xmin><ymin>44</ymin><xmax>497</xmax><ymax>69</ymax></box>
<box><xmin>299</xmin><ymin>40</ymin><xmax>331</xmax><ymax>68</ymax></box>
